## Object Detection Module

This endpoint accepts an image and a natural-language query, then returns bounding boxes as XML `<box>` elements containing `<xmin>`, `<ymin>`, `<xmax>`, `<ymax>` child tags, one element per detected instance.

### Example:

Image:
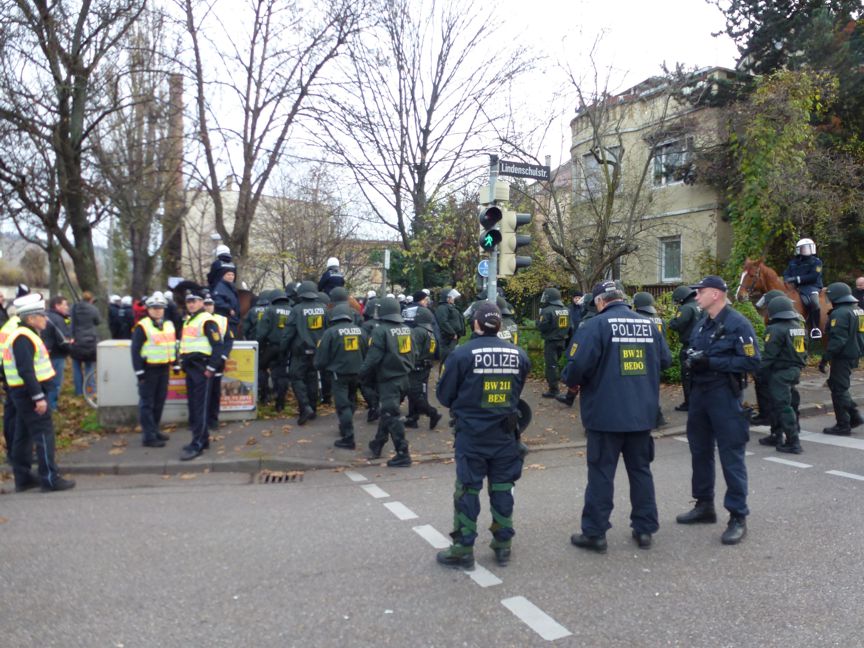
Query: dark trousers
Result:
<box><xmin>258</xmin><ymin>345</ymin><xmax>277</xmax><ymax>402</ymax></box>
<box><xmin>678</xmin><ymin>348</ymin><xmax>692</xmax><ymax>405</ymax></box>
<box><xmin>185</xmin><ymin>365</ymin><xmax>211</xmax><ymax>450</ymax></box>
<box><xmin>452</xmin><ymin>430</ymin><xmax>523</xmax><ymax>547</ymax></box>
<box><xmin>407</xmin><ymin>367</ymin><xmax>437</xmax><ymax>422</ymax></box>
<box><xmin>372</xmin><ymin>377</ymin><xmax>408</xmax><ymax>455</ymax></box>
<box><xmin>332</xmin><ymin>373</ymin><xmax>358</xmax><ymax>439</ymax></box>
<box><xmin>9</xmin><ymin>388</ymin><xmax>59</xmax><ymax>488</ymax></box>
<box><xmin>543</xmin><ymin>339</ymin><xmax>565</xmax><ymax>391</ymax></box>
<box><xmin>581</xmin><ymin>430</ymin><xmax>658</xmax><ymax>537</ymax></box>
<box><xmin>687</xmin><ymin>382</ymin><xmax>750</xmax><ymax>517</ymax></box>
<box><xmin>3</xmin><ymin>391</ymin><xmax>17</xmax><ymax>464</ymax></box>
<box><xmin>768</xmin><ymin>367</ymin><xmax>801</xmax><ymax>441</ymax></box>
<box><xmin>289</xmin><ymin>352</ymin><xmax>318</xmax><ymax>412</ymax></box>
<box><xmin>439</xmin><ymin>337</ymin><xmax>457</xmax><ymax>366</ymax></box>
<box><xmin>828</xmin><ymin>358</ymin><xmax>858</xmax><ymax>426</ymax></box>
<box><xmin>360</xmin><ymin>380</ymin><xmax>379</xmax><ymax>411</ymax></box>
<box><xmin>320</xmin><ymin>369</ymin><xmax>332</xmax><ymax>402</ymax></box>
<box><xmin>207</xmin><ymin>374</ymin><xmax>222</xmax><ymax>430</ymax></box>
<box><xmin>138</xmin><ymin>366</ymin><xmax>169</xmax><ymax>442</ymax></box>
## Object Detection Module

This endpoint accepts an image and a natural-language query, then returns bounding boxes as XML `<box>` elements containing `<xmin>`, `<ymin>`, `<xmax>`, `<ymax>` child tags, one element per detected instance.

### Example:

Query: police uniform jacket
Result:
<box><xmin>688</xmin><ymin>305</ymin><xmax>761</xmax><ymax>387</ymax></box>
<box><xmin>317</xmin><ymin>269</ymin><xmax>345</xmax><ymax>295</ymax></box>
<box><xmin>281</xmin><ymin>298</ymin><xmax>328</xmax><ymax>356</ymax></box>
<box><xmin>410</xmin><ymin>325</ymin><xmax>436</xmax><ymax>369</ymax></box>
<box><xmin>435</xmin><ymin>302</ymin><xmax>464</xmax><ymax>342</ymax></box>
<box><xmin>256</xmin><ymin>298</ymin><xmax>293</xmax><ymax>347</ymax></box>
<box><xmin>498</xmin><ymin>317</ymin><xmax>519</xmax><ymax>345</ymax></box>
<box><xmin>360</xmin><ymin>321</ymin><xmax>414</xmax><ymax>381</ymax></box>
<box><xmin>783</xmin><ymin>255</ymin><xmax>824</xmax><ymax>290</ymax></box>
<box><xmin>824</xmin><ymin>303</ymin><xmax>864</xmax><ymax>363</ymax></box>
<box><xmin>242</xmin><ymin>294</ymin><xmax>269</xmax><ymax>340</ymax></box>
<box><xmin>762</xmin><ymin>318</ymin><xmax>807</xmax><ymax>370</ymax></box>
<box><xmin>9</xmin><ymin>324</ymin><xmax>54</xmax><ymax>401</ymax></box>
<box><xmin>436</xmin><ymin>334</ymin><xmax>530</xmax><ymax>436</ymax></box>
<box><xmin>180</xmin><ymin>311</ymin><xmax>226</xmax><ymax>373</ymax></box>
<box><xmin>537</xmin><ymin>303</ymin><xmax>570</xmax><ymax>342</ymax></box>
<box><xmin>562</xmin><ymin>302</ymin><xmax>671</xmax><ymax>432</ymax></box>
<box><xmin>668</xmin><ymin>298</ymin><xmax>699</xmax><ymax>345</ymax></box>
<box><xmin>131</xmin><ymin>317</ymin><xmax>176</xmax><ymax>373</ymax></box>
<box><xmin>212</xmin><ymin>279</ymin><xmax>240</xmax><ymax>331</ymax></box>
<box><xmin>314</xmin><ymin>321</ymin><xmax>366</xmax><ymax>375</ymax></box>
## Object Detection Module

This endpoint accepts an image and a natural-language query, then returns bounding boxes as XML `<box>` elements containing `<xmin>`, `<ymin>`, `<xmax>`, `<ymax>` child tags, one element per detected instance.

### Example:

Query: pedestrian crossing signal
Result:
<box><xmin>478</xmin><ymin>205</ymin><xmax>503</xmax><ymax>251</ymax></box>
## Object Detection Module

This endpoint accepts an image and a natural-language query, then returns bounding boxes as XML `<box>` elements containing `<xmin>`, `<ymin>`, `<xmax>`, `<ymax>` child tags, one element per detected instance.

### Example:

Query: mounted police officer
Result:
<box><xmin>178</xmin><ymin>290</ymin><xmax>226</xmax><ymax>461</ymax></box>
<box><xmin>668</xmin><ymin>284</ymin><xmax>700</xmax><ymax>412</ymax></box>
<box><xmin>318</xmin><ymin>257</ymin><xmax>345</xmax><ymax>295</ymax></box>
<box><xmin>435</xmin><ymin>303</ymin><xmax>530</xmax><ymax>568</ymax></box>
<box><xmin>360</xmin><ymin>296</ymin><xmax>414</xmax><ymax>467</ymax></box>
<box><xmin>633</xmin><ymin>292</ymin><xmax>668</xmax><ymax>428</ymax></box>
<box><xmin>315</xmin><ymin>303</ymin><xmax>366</xmax><ymax>449</ymax></box>
<box><xmin>131</xmin><ymin>292</ymin><xmax>176</xmax><ymax>448</ymax></box>
<box><xmin>783</xmin><ymin>238</ymin><xmax>824</xmax><ymax>339</ymax></box>
<box><xmin>282</xmin><ymin>281</ymin><xmax>328</xmax><ymax>425</ymax></box>
<box><xmin>819</xmin><ymin>282</ymin><xmax>864</xmax><ymax>435</ymax></box>
<box><xmin>758</xmin><ymin>296</ymin><xmax>807</xmax><ymax>453</ymax></box>
<box><xmin>537</xmin><ymin>287</ymin><xmax>570</xmax><ymax>398</ymax></box>
<box><xmin>204</xmin><ymin>292</ymin><xmax>234</xmax><ymax>431</ymax></box>
<box><xmin>565</xmin><ymin>282</ymin><xmax>671</xmax><ymax>553</ymax></box>
<box><xmin>4</xmin><ymin>294</ymin><xmax>75</xmax><ymax>491</ymax></box>
<box><xmin>405</xmin><ymin>307</ymin><xmax>442</xmax><ymax>430</ymax></box>
<box><xmin>676</xmin><ymin>276</ymin><xmax>760</xmax><ymax>545</ymax></box>
<box><xmin>256</xmin><ymin>290</ymin><xmax>292</xmax><ymax>411</ymax></box>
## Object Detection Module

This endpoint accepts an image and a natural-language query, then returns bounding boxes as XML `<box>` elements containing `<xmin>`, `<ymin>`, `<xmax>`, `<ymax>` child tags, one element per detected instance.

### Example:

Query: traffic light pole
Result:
<box><xmin>487</xmin><ymin>154</ymin><xmax>498</xmax><ymax>303</ymax></box>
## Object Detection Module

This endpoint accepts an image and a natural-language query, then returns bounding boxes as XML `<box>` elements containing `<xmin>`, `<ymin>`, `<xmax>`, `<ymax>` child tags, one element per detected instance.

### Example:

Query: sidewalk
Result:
<box><xmin>50</xmin><ymin>368</ymin><xmax>864</xmax><ymax>477</ymax></box>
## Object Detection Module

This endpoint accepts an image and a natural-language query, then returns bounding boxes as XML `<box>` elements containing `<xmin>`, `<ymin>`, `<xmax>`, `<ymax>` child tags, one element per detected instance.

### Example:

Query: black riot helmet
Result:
<box><xmin>671</xmin><ymin>285</ymin><xmax>696</xmax><ymax>304</ymax></box>
<box><xmin>633</xmin><ymin>292</ymin><xmax>657</xmax><ymax>315</ymax></box>
<box><xmin>329</xmin><ymin>303</ymin><xmax>355</xmax><ymax>323</ymax></box>
<box><xmin>298</xmin><ymin>281</ymin><xmax>318</xmax><ymax>300</ymax></box>
<box><xmin>377</xmin><ymin>296</ymin><xmax>404</xmax><ymax>323</ymax></box>
<box><xmin>414</xmin><ymin>306</ymin><xmax>436</xmax><ymax>332</ymax></box>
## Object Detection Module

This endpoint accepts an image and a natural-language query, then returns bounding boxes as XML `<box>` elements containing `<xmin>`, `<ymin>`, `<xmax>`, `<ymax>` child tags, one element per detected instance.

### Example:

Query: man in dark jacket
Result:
<box><xmin>537</xmin><ymin>287</ymin><xmax>570</xmax><ymax>398</ymax></box>
<box><xmin>207</xmin><ymin>244</ymin><xmax>233</xmax><ymax>289</ymax></box>
<box><xmin>212</xmin><ymin>264</ymin><xmax>240</xmax><ymax>336</ymax></box>
<box><xmin>435</xmin><ymin>288</ymin><xmax>464</xmax><ymax>365</ymax></box>
<box><xmin>318</xmin><ymin>257</ymin><xmax>345</xmax><ymax>295</ymax></box>
<box><xmin>668</xmin><ymin>285</ymin><xmax>700</xmax><ymax>412</ymax></box>
<box><xmin>42</xmin><ymin>295</ymin><xmax>72</xmax><ymax>411</ymax></box>
<box><xmin>70</xmin><ymin>291</ymin><xmax>100</xmax><ymax>397</ymax></box>
<box><xmin>282</xmin><ymin>281</ymin><xmax>328</xmax><ymax>425</ymax></box>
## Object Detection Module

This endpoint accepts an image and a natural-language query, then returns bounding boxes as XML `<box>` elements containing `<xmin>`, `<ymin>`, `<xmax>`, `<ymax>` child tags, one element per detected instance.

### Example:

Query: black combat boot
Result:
<box><xmin>555</xmin><ymin>391</ymin><xmax>575</xmax><ymax>407</ymax></box>
<box><xmin>490</xmin><ymin>539</ymin><xmax>511</xmax><ymax>566</ymax></box>
<box><xmin>436</xmin><ymin>544</ymin><xmax>474</xmax><ymax>569</ymax></box>
<box><xmin>367</xmin><ymin>439</ymin><xmax>384</xmax><ymax>459</ymax></box>
<box><xmin>366</xmin><ymin>408</ymin><xmax>379</xmax><ymax>423</ymax></box>
<box><xmin>776</xmin><ymin>436</ymin><xmax>803</xmax><ymax>454</ymax></box>
<box><xmin>676</xmin><ymin>500</ymin><xmax>717</xmax><ymax>524</ymax></box>
<box><xmin>334</xmin><ymin>436</ymin><xmax>356</xmax><ymax>449</ymax></box>
<box><xmin>386</xmin><ymin>452</ymin><xmax>412</xmax><ymax>468</ymax></box>
<box><xmin>721</xmin><ymin>516</ymin><xmax>747</xmax><ymax>545</ymax></box>
<box><xmin>541</xmin><ymin>387</ymin><xmax>559</xmax><ymax>398</ymax></box>
<box><xmin>297</xmin><ymin>406</ymin><xmax>315</xmax><ymax>426</ymax></box>
<box><xmin>570</xmin><ymin>533</ymin><xmax>607</xmax><ymax>554</ymax></box>
<box><xmin>429</xmin><ymin>410</ymin><xmax>442</xmax><ymax>430</ymax></box>
<box><xmin>849</xmin><ymin>409</ymin><xmax>863</xmax><ymax>429</ymax></box>
<box><xmin>758</xmin><ymin>433</ymin><xmax>781</xmax><ymax>446</ymax></box>
<box><xmin>403</xmin><ymin>418</ymin><xmax>419</xmax><ymax>429</ymax></box>
<box><xmin>823</xmin><ymin>424</ymin><xmax>851</xmax><ymax>436</ymax></box>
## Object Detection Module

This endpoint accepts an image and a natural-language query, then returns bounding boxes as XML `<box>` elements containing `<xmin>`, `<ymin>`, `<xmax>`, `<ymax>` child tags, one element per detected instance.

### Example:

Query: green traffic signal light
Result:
<box><xmin>480</xmin><ymin>229</ymin><xmax>502</xmax><ymax>251</ymax></box>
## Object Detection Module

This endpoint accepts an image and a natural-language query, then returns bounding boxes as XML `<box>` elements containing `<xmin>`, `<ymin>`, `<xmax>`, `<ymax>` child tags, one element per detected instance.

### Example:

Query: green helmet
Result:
<box><xmin>377</xmin><ymin>296</ymin><xmax>403</xmax><ymax>323</ymax></box>
<box><xmin>767</xmin><ymin>296</ymin><xmax>800</xmax><ymax>320</ymax></box>
<box><xmin>633</xmin><ymin>292</ymin><xmax>656</xmax><ymax>315</ymax></box>
<box><xmin>329</xmin><ymin>303</ymin><xmax>355</xmax><ymax>323</ymax></box>
<box><xmin>298</xmin><ymin>280</ymin><xmax>318</xmax><ymax>300</ymax></box>
<box><xmin>826</xmin><ymin>282</ymin><xmax>858</xmax><ymax>304</ymax></box>
<box><xmin>755</xmin><ymin>289</ymin><xmax>786</xmax><ymax>310</ymax></box>
<box><xmin>542</xmin><ymin>287</ymin><xmax>562</xmax><ymax>305</ymax></box>
<box><xmin>329</xmin><ymin>287</ymin><xmax>349</xmax><ymax>303</ymax></box>
<box><xmin>269</xmin><ymin>290</ymin><xmax>289</xmax><ymax>303</ymax></box>
<box><xmin>439</xmin><ymin>287</ymin><xmax>452</xmax><ymax>304</ymax></box>
<box><xmin>496</xmin><ymin>296</ymin><xmax>514</xmax><ymax>317</ymax></box>
<box><xmin>672</xmin><ymin>285</ymin><xmax>696</xmax><ymax>303</ymax></box>
<box><xmin>583</xmin><ymin>293</ymin><xmax>596</xmax><ymax>313</ymax></box>
<box><xmin>414</xmin><ymin>306</ymin><xmax>436</xmax><ymax>332</ymax></box>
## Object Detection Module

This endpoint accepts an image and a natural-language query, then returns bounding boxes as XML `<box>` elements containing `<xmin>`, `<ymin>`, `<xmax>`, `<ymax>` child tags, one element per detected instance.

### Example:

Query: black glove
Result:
<box><xmin>690</xmin><ymin>356</ymin><xmax>710</xmax><ymax>373</ymax></box>
<box><xmin>818</xmin><ymin>359</ymin><xmax>828</xmax><ymax>374</ymax></box>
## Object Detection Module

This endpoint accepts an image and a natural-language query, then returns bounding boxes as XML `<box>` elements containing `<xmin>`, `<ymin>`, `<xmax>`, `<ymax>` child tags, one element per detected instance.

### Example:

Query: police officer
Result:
<box><xmin>0</xmin><ymin>284</ymin><xmax>30</xmax><ymax>461</ymax></box>
<box><xmin>783</xmin><ymin>238</ymin><xmax>824</xmax><ymax>338</ymax></box>
<box><xmin>676</xmin><ymin>276</ymin><xmax>760</xmax><ymax>545</ymax></box>
<box><xmin>314</xmin><ymin>303</ymin><xmax>366</xmax><ymax>449</ymax></box>
<box><xmin>360</xmin><ymin>296</ymin><xmax>413</xmax><ymax>467</ymax></box>
<box><xmin>256</xmin><ymin>290</ymin><xmax>292</xmax><ymax>411</ymax></box>
<box><xmin>556</xmin><ymin>293</ymin><xmax>597</xmax><ymax>408</ymax></box>
<box><xmin>435</xmin><ymin>288</ymin><xmax>464</xmax><ymax>365</ymax></box>
<box><xmin>178</xmin><ymin>290</ymin><xmax>225</xmax><ymax>461</ymax></box>
<box><xmin>204</xmin><ymin>292</ymin><xmax>234</xmax><ymax>431</ymax></box>
<box><xmin>318</xmin><ymin>257</ymin><xmax>345</xmax><ymax>295</ymax></box>
<box><xmin>758</xmin><ymin>296</ymin><xmax>807</xmax><ymax>453</ymax></box>
<box><xmin>282</xmin><ymin>281</ymin><xmax>328</xmax><ymax>425</ymax></box>
<box><xmin>752</xmin><ymin>289</ymin><xmax>799</xmax><ymax>427</ymax></box>
<box><xmin>497</xmin><ymin>297</ymin><xmax>519</xmax><ymax>346</ymax></box>
<box><xmin>329</xmin><ymin>287</ymin><xmax>363</xmax><ymax>326</ymax></box>
<box><xmin>668</xmin><ymin>284</ymin><xmax>700</xmax><ymax>412</ymax></box>
<box><xmin>564</xmin><ymin>282</ymin><xmax>671</xmax><ymax>552</ymax></box>
<box><xmin>633</xmin><ymin>292</ymin><xmax>668</xmax><ymax>428</ymax></box>
<box><xmin>359</xmin><ymin>297</ymin><xmax>380</xmax><ymax>423</ymax></box>
<box><xmin>537</xmin><ymin>287</ymin><xmax>570</xmax><ymax>398</ymax></box>
<box><xmin>242</xmin><ymin>289</ymin><xmax>271</xmax><ymax>342</ymax></box>
<box><xmin>405</xmin><ymin>307</ymin><xmax>442</xmax><ymax>430</ymax></box>
<box><xmin>212</xmin><ymin>264</ymin><xmax>240</xmax><ymax>337</ymax></box>
<box><xmin>131</xmin><ymin>292</ymin><xmax>176</xmax><ymax>448</ymax></box>
<box><xmin>435</xmin><ymin>303</ymin><xmax>530</xmax><ymax>568</ymax></box>
<box><xmin>4</xmin><ymin>294</ymin><xmax>75</xmax><ymax>491</ymax></box>
<box><xmin>819</xmin><ymin>282</ymin><xmax>864</xmax><ymax>435</ymax></box>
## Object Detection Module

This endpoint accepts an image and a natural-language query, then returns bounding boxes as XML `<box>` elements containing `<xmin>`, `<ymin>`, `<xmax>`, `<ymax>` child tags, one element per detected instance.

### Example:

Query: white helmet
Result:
<box><xmin>109</xmin><ymin>294</ymin><xmax>121</xmax><ymax>304</ymax></box>
<box><xmin>366</xmin><ymin>290</ymin><xmax>377</xmax><ymax>299</ymax></box>
<box><xmin>326</xmin><ymin>257</ymin><xmax>339</xmax><ymax>269</ymax></box>
<box><xmin>215</xmin><ymin>244</ymin><xmax>230</xmax><ymax>257</ymax></box>
<box><xmin>121</xmin><ymin>295</ymin><xmax>133</xmax><ymax>306</ymax></box>
<box><xmin>795</xmin><ymin>238</ymin><xmax>816</xmax><ymax>256</ymax></box>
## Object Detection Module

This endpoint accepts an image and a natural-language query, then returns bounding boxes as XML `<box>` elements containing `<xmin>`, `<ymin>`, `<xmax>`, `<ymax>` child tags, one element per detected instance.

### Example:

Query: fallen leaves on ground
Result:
<box><xmin>296</xmin><ymin>439</ymin><xmax>311</xmax><ymax>444</ymax></box>
<box><xmin>108</xmin><ymin>448</ymin><xmax>125</xmax><ymax>456</ymax></box>
<box><xmin>111</xmin><ymin>439</ymin><xmax>128</xmax><ymax>448</ymax></box>
<box><xmin>0</xmin><ymin>516</ymin><xmax>8</xmax><ymax>524</ymax></box>
<box><xmin>527</xmin><ymin>463</ymin><xmax>546</xmax><ymax>470</ymax></box>
<box><xmin>245</xmin><ymin>437</ymin><xmax>257</xmax><ymax>446</ymax></box>
<box><xmin>179</xmin><ymin>473</ymin><xmax>197</xmax><ymax>480</ymax></box>
<box><xmin>282</xmin><ymin>425</ymin><xmax>292</xmax><ymax>434</ymax></box>
<box><xmin>261</xmin><ymin>429</ymin><xmax>272</xmax><ymax>438</ymax></box>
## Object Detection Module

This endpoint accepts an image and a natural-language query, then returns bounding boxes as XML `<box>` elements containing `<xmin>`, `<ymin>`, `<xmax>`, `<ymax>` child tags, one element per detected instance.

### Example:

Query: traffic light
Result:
<box><xmin>498</xmin><ymin>210</ymin><xmax>532</xmax><ymax>276</ymax></box>
<box><xmin>478</xmin><ymin>205</ymin><xmax>502</xmax><ymax>252</ymax></box>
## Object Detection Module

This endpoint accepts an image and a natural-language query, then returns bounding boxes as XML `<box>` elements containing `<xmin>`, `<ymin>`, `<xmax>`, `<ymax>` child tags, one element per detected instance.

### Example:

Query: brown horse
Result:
<box><xmin>735</xmin><ymin>258</ymin><xmax>829</xmax><ymax>334</ymax></box>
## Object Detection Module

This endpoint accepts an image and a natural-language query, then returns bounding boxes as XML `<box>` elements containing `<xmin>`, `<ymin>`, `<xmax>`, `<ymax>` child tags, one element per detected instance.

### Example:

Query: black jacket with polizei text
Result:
<box><xmin>360</xmin><ymin>321</ymin><xmax>414</xmax><ymax>381</ymax></box>
<box><xmin>825</xmin><ymin>304</ymin><xmax>864</xmax><ymax>362</ymax></box>
<box><xmin>314</xmin><ymin>321</ymin><xmax>366</xmax><ymax>376</ymax></box>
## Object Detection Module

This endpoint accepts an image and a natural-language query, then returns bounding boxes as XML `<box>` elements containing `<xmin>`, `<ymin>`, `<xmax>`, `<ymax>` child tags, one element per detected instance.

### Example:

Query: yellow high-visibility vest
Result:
<box><xmin>3</xmin><ymin>325</ymin><xmax>56</xmax><ymax>386</ymax></box>
<box><xmin>137</xmin><ymin>318</ymin><xmax>177</xmax><ymax>364</ymax></box>
<box><xmin>0</xmin><ymin>316</ymin><xmax>21</xmax><ymax>355</ymax></box>
<box><xmin>180</xmin><ymin>312</ymin><xmax>215</xmax><ymax>356</ymax></box>
<box><xmin>212</xmin><ymin>313</ymin><xmax>228</xmax><ymax>337</ymax></box>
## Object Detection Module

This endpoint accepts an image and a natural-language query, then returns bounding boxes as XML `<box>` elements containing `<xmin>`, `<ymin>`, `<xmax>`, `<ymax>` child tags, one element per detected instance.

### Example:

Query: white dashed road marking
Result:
<box><xmin>344</xmin><ymin>471</ymin><xmax>367</xmax><ymax>482</ymax></box>
<box><xmin>413</xmin><ymin>525</ymin><xmax>451</xmax><ymax>549</ymax></box>
<box><xmin>468</xmin><ymin>564</ymin><xmax>502</xmax><ymax>588</ymax></box>
<box><xmin>800</xmin><ymin>431</ymin><xmax>864</xmax><ymax>451</ymax></box>
<box><xmin>674</xmin><ymin>436</ymin><xmax>688</xmax><ymax>443</ymax></box>
<box><xmin>763</xmin><ymin>457</ymin><xmax>812</xmax><ymax>469</ymax></box>
<box><xmin>383</xmin><ymin>501</ymin><xmax>418</xmax><ymax>520</ymax></box>
<box><xmin>361</xmin><ymin>484</ymin><xmax>389</xmax><ymax>499</ymax></box>
<box><xmin>501</xmin><ymin>596</ymin><xmax>572</xmax><ymax>641</ymax></box>
<box><xmin>826</xmin><ymin>470</ymin><xmax>864</xmax><ymax>482</ymax></box>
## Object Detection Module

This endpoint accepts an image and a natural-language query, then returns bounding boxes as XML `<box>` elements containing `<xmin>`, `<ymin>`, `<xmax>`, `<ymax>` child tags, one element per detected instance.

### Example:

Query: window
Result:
<box><xmin>580</xmin><ymin>146</ymin><xmax>620</xmax><ymax>198</ymax></box>
<box><xmin>660</xmin><ymin>236</ymin><xmax>682</xmax><ymax>282</ymax></box>
<box><xmin>652</xmin><ymin>138</ymin><xmax>693</xmax><ymax>187</ymax></box>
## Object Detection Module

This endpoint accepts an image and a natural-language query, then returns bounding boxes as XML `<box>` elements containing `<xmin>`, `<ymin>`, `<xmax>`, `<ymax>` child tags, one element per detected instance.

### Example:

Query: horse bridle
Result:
<box><xmin>741</xmin><ymin>264</ymin><xmax>763</xmax><ymax>299</ymax></box>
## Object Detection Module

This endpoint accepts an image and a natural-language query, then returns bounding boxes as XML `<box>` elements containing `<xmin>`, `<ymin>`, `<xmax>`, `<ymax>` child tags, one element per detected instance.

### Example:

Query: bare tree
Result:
<box><xmin>179</xmin><ymin>0</ymin><xmax>364</xmax><ymax>263</ymax></box>
<box><xmin>317</xmin><ymin>0</ymin><xmax>534</xmax><ymax>286</ymax></box>
<box><xmin>0</xmin><ymin>0</ymin><xmax>147</xmax><ymax>294</ymax></box>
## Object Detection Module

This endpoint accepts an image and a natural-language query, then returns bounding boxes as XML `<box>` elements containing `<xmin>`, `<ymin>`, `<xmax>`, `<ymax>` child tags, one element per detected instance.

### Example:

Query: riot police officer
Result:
<box><xmin>497</xmin><ymin>297</ymin><xmax>519</xmax><ymax>345</ymax></box>
<box><xmin>360</xmin><ymin>297</ymin><xmax>380</xmax><ymax>422</ymax></box>
<box><xmin>435</xmin><ymin>288</ymin><xmax>464</xmax><ymax>365</ymax></box>
<box><xmin>633</xmin><ymin>292</ymin><xmax>668</xmax><ymax>428</ymax></box>
<box><xmin>315</xmin><ymin>303</ymin><xmax>366</xmax><ymax>449</ymax></box>
<box><xmin>565</xmin><ymin>282</ymin><xmax>671</xmax><ymax>552</ymax></box>
<box><xmin>751</xmin><ymin>289</ymin><xmax>789</xmax><ymax>425</ymax></box>
<box><xmin>405</xmin><ymin>307</ymin><xmax>441</xmax><ymax>430</ymax></box>
<box><xmin>819</xmin><ymin>282</ymin><xmax>864</xmax><ymax>435</ymax></box>
<box><xmin>282</xmin><ymin>281</ymin><xmax>328</xmax><ymax>425</ymax></box>
<box><xmin>783</xmin><ymin>238</ymin><xmax>824</xmax><ymax>338</ymax></box>
<box><xmin>676</xmin><ymin>276</ymin><xmax>760</xmax><ymax>545</ymax></box>
<box><xmin>759</xmin><ymin>296</ymin><xmax>807</xmax><ymax>453</ymax></box>
<box><xmin>556</xmin><ymin>293</ymin><xmax>596</xmax><ymax>408</ymax></box>
<box><xmin>668</xmin><ymin>285</ymin><xmax>700</xmax><ymax>412</ymax></box>
<box><xmin>360</xmin><ymin>297</ymin><xmax>413</xmax><ymax>467</ymax></box>
<box><xmin>131</xmin><ymin>292</ymin><xmax>176</xmax><ymax>448</ymax></box>
<box><xmin>435</xmin><ymin>303</ymin><xmax>531</xmax><ymax>568</ymax></box>
<box><xmin>256</xmin><ymin>290</ymin><xmax>292</xmax><ymax>411</ymax></box>
<box><xmin>537</xmin><ymin>287</ymin><xmax>570</xmax><ymax>398</ymax></box>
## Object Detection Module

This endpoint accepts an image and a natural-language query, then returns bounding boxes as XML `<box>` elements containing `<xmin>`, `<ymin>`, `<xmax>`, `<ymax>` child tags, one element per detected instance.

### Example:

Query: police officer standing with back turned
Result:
<box><xmin>537</xmin><ymin>287</ymin><xmax>570</xmax><ymax>398</ymax></box>
<box><xmin>668</xmin><ymin>285</ymin><xmax>700</xmax><ymax>412</ymax></box>
<box><xmin>405</xmin><ymin>307</ymin><xmax>442</xmax><ymax>430</ymax></box>
<box><xmin>676</xmin><ymin>276</ymin><xmax>760</xmax><ymax>545</ymax></box>
<box><xmin>435</xmin><ymin>303</ymin><xmax>530</xmax><ymax>568</ymax></box>
<box><xmin>282</xmin><ymin>281</ymin><xmax>328</xmax><ymax>426</ymax></box>
<box><xmin>565</xmin><ymin>282</ymin><xmax>671</xmax><ymax>553</ymax></box>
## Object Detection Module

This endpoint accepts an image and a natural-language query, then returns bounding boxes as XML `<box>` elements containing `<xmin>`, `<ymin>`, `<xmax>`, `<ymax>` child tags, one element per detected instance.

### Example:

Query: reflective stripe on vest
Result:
<box><xmin>138</xmin><ymin>318</ymin><xmax>177</xmax><ymax>364</ymax></box>
<box><xmin>213</xmin><ymin>314</ymin><xmax>228</xmax><ymax>337</ymax></box>
<box><xmin>180</xmin><ymin>312</ymin><xmax>214</xmax><ymax>356</ymax></box>
<box><xmin>0</xmin><ymin>316</ymin><xmax>21</xmax><ymax>356</ymax></box>
<box><xmin>2</xmin><ymin>325</ymin><xmax>56</xmax><ymax>386</ymax></box>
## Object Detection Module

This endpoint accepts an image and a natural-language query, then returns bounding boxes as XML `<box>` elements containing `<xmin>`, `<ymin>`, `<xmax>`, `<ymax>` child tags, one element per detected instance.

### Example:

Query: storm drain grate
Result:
<box><xmin>257</xmin><ymin>469</ymin><xmax>304</xmax><ymax>484</ymax></box>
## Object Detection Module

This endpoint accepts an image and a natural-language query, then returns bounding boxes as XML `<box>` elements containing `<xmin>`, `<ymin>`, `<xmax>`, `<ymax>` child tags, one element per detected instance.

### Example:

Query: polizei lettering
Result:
<box><xmin>471</xmin><ymin>346</ymin><xmax>521</xmax><ymax>375</ymax></box>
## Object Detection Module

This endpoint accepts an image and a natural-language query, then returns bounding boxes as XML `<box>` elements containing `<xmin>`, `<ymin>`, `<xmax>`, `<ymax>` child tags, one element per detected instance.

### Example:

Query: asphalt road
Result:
<box><xmin>2</xmin><ymin>421</ymin><xmax>864</xmax><ymax>647</ymax></box>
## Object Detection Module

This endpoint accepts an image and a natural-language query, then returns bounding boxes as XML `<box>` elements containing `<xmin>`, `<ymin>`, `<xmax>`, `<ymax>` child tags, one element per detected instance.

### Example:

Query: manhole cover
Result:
<box><xmin>257</xmin><ymin>469</ymin><xmax>304</xmax><ymax>484</ymax></box>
